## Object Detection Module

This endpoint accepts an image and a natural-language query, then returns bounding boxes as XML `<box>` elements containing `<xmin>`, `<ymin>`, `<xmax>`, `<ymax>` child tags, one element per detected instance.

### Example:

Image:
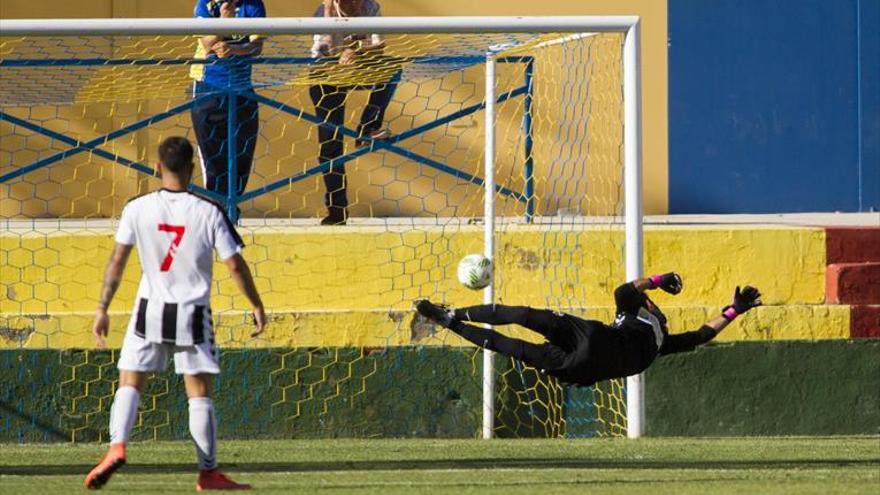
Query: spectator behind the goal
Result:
<box><xmin>310</xmin><ymin>0</ymin><xmax>401</xmax><ymax>225</ymax></box>
<box><xmin>189</xmin><ymin>0</ymin><xmax>265</xmax><ymax>209</ymax></box>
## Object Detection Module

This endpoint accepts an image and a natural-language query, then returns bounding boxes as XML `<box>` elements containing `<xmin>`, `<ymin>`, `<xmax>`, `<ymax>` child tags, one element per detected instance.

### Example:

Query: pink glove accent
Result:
<box><xmin>649</xmin><ymin>274</ymin><xmax>664</xmax><ymax>288</ymax></box>
<box><xmin>723</xmin><ymin>307</ymin><xmax>738</xmax><ymax>321</ymax></box>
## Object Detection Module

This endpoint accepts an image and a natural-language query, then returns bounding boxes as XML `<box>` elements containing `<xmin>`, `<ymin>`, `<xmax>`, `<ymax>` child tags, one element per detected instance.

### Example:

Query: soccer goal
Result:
<box><xmin>0</xmin><ymin>16</ymin><xmax>644</xmax><ymax>441</ymax></box>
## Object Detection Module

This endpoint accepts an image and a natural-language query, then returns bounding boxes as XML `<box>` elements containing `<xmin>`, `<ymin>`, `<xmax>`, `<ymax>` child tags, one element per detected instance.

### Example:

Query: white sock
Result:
<box><xmin>188</xmin><ymin>397</ymin><xmax>218</xmax><ymax>471</ymax></box>
<box><xmin>109</xmin><ymin>386</ymin><xmax>140</xmax><ymax>445</ymax></box>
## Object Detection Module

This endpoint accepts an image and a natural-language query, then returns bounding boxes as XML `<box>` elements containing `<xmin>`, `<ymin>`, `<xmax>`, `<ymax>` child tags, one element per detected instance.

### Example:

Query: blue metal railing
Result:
<box><xmin>0</xmin><ymin>55</ymin><xmax>535</xmax><ymax>222</ymax></box>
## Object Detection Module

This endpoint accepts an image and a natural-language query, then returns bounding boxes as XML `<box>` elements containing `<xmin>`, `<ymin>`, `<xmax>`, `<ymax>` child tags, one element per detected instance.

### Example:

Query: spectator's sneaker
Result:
<box><xmin>84</xmin><ymin>443</ymin><xmax>126</xmax><ymax>490</ymax></box>
<box><xmin>320</xmin><ymin>207</ymin><xmax>348</xmax><ymax>226</ymax></box>
<box><xmin>355</xmin><ymin>129</ymin><xmax>392</xmax><ymax>148</ymax></box>
<box><xmin>196</xmin><ymin>469</ymin><xmax>252</xmax><ymax>491</ymax></box>
<box><xmin>415</xmin><ymin>299</ymin><xmax>455</xmax><ymax>328</ymax></box>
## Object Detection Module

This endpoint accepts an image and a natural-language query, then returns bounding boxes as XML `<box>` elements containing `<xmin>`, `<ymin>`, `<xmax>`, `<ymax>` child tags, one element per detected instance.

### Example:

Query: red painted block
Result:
<box><xmin>825</xmin><ymin>227</ymin><xmax>880</xmax><ymax>264</ymax></box>
<box><xmin>826</xmin><ymin>262</ymin><xmax>880</xmax><ymax>304</ymax></box>
<box><xmin>851</xmin><ymin>306</ymin><xmax>880</xmax><ymax>339</ymax></box>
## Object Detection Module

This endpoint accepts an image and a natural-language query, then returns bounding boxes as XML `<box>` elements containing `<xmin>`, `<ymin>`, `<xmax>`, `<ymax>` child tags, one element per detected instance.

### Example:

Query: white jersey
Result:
<box><xmin>115</xmin><ymin>189</ymin><xmax>243</xmax><ymax>346</ymax></box>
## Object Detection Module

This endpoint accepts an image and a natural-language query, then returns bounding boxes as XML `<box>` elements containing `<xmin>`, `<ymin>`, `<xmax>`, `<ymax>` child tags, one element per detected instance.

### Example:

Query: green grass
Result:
<box><xmin>1</xmin><ymin>437</ymin><xmax>878</xmax><ymax>494</ymax></box>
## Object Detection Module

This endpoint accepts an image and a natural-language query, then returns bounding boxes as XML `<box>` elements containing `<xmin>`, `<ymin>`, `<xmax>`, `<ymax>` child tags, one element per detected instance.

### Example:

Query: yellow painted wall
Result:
<box><xmin>394</xmin><ymin>0</ymin><xmax>669</xmax><ymax>214</ymax></box>
<box><xmin>0</xmin><ymin>223</ymin><xmax>844</xmax><ymax>348</ymax></box>
<box><xmin>0</xmin><ymin>304</ymin><xmax>851</xmax><ymax>349</ymax></box>
<box><xmin>2</xmin><ymin>224</ymin><xmax>825</xmax><ymax>313</ymax></box>
<box><xmin>0</xmin><ymin>222</ymin><xmax>844</xmax><ymax>348</ymax></box>
<box><xmin>1</xmin><ymin>0</ymin><xmax>668</xmax><ymax>216</ymax></box>
<box><xmin>0</xmin><ymin>219</ymin><xmax>838</xmax><ymax>348</ymax></box>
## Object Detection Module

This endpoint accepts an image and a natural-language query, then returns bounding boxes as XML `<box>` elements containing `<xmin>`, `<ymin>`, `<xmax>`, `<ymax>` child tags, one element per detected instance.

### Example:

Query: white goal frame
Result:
<box><xmin>1</xmin><ymin>16</ymin><xmax>646</xmax><ymax>439</ymax></box>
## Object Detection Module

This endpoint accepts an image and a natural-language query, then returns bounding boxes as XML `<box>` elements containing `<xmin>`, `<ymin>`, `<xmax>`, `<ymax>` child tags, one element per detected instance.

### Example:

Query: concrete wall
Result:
<box><xmin>669</xmin><ymin>0</ymin><xmax>880</xmax><ymax>213</ymax></box>
<box><xmin>646</xmin><ymin>340</ymin><xmax>880</xmax><ymax>436</ymax></box>
<box><xmin>0</xmin><ymin>0</ymin><xmax>670</xmax><ymax>215</ymax></box>
<box><xmin>3</xmin><ymin>340</ymin><xmax>877</xmax><ymax>442</ymax></box>
<box><xmin>3</xmin><ymin>225</ymin><xmax>847</xmax><ymax>352</ymax></box>
<box><xmin>4</xmin><ymin>0</ymin><xmax>877</xmax><ymax>214</ymax></box>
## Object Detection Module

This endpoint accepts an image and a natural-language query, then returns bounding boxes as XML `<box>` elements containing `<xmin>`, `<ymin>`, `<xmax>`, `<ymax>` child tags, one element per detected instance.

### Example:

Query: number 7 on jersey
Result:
<box><xmin>158</xmin><ymin>224</ymin><xmax>186</xmax><ymax>272</ymax></box>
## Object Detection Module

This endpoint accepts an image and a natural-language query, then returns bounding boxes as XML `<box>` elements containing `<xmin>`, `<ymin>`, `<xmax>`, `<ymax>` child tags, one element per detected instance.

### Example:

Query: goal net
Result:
<box><xmin>0</xmin><ymin>17</ymin><xmax>642</xmax><ymax>442</ymax></box>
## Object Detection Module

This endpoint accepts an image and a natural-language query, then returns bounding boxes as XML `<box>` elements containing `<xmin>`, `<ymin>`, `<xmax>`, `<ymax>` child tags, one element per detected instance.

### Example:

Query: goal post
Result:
<box><xmin>483</xmin><ymin>53</ymin><xmax>497</xmax><ymax>439</ymax></box>
<box><xmin>623</xmin><ymin>19</ymin><xmax>646</xmax><ymax>439</ymax></box>
<box><xmin>1</xmin><ymin>16</ymin><xmax>645</xmax><ymax>440</ymax></box>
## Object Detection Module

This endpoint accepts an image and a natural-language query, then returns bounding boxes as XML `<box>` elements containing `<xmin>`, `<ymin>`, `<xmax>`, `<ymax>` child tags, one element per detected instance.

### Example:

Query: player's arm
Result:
<box><xmin>206</xmin><ymin>35</ymin><xmax>263</xmax><ymax>58</ymax></box>
<box><xmin>200</xmin><ymin>35</ymin><xmax>223</xmax><ymax>53</ymax></box>
<box><xmin>614</xmin><ymin>272</ymin><xmax>682</xmax><ymax>313</ymax></box>
<box><xmin>232</xmin><ymin>1</ymin><xmax>266</xmax><ymax>56</ymax></box>
<box><xmin>212</xmin><ymin>205</ymin><xmax>265</xmax><ymax>336</ymax></box>
<box><xmin>223</xmin><ymin>254</ymin><xmax>266</xmax><ymax>337</ymax></box>
<box><xmin>338</xmin><ymin>39</ymin><xmax>385</xmax><ymax>64</ymax></box>
<box><xmin>358</xmin><ymin>37</ymin><xmax>387</xmax><ymax>53</ymax></box>
<box><xmin>195</xmin><ymin>1</ymin><xmax>223</xmax><ymax>54</ymax></box>
<box><xmin>93</xmin><ymin>243</ymin><xmax>134</xmax><ymax>348</ymax></box>
<box><xmin>223</xmin><ymin>37</ymin><xmax>264</xmax><ymax>57</ymax></box>
<box><xmin>339</xmin><ymin>4</ymin><xmax>385</xmax><ymax>64</ymax></box>
<box><xmin>201</xmin><ymin>1</ymin><xmax>264</xmax><ymax>58</ymax></box>
<box><xmin>659</xmin><ymin>285</ymin><xmax>762</xmax><ymax>355</ymax></box>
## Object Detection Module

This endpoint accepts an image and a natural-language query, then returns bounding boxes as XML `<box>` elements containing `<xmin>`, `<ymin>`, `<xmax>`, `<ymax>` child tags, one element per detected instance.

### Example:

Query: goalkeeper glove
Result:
<box><xmin>722</xmin><ymin>285</ymin><xmax>762</xmax><ymax>321</ymax></box>
<box><xmin>649</xmin><ymin>272</ymin><xmax>683</xmax><ymax>295</ymax></box>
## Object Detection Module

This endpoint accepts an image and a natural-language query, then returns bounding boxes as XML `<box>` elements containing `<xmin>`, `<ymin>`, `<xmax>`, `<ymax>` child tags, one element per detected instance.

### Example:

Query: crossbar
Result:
<box><xmin>0</xmin><ymin>55</ymin><xmax>490</xmax><ymax>68</ymax></box>
<box><xmin>1</xmin><ymin>16</ymin><xmax>639</xmax><ymax>36</ymax></box>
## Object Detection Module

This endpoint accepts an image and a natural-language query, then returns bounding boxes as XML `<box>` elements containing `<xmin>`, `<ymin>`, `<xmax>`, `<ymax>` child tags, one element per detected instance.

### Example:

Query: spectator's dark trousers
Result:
<box><xmin>191</xmin><ymin>81</ymin><xmax>259</xmax><ymax>198</ymax></box>
<box><xmin>308</xmin><ymin>71</ymin><xmax>400</xmax><ymax>212</ymax></box>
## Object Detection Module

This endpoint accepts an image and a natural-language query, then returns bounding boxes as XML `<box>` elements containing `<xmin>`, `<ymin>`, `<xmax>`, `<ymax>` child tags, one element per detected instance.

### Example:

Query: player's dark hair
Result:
<box><xmin>158</xmin><ymin>136</ymin><xmax>194</xmax><ymax>176</ymax></box>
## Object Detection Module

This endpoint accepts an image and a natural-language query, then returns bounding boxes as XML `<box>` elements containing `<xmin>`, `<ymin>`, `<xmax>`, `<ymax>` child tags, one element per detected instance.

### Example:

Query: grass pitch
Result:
<box><xmin>1</xmin><ymin>437</ymin><xmax>877</xmax><ymax>494</ymax></box>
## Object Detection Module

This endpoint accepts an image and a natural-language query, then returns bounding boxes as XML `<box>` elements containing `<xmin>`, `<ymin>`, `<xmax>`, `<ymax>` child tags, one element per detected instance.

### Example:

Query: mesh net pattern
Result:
<box><xmin>1</xmin><ymin>30</ymin><xmax>627</xmax><ymax>441</ymax></box>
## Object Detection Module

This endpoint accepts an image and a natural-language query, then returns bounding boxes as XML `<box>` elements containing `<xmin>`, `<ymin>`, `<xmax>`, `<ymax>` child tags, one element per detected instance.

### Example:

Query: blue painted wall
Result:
<box><xmin>861</xmin><ymin>0</ymin><xmax>880</xmax><ymax>212</ymax></box>
<box><xmin>669</xmin><ymin>0</ymin><xmax>879</xmax><ymax>213</ymax></box>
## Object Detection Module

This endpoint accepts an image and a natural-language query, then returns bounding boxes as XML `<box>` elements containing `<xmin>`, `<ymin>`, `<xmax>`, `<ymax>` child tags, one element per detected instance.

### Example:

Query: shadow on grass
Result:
<box><xmin>2</xmin><ymin>457</ymin><xmax>878</xmax><ymax>476</ymax></box>
<box><xmin>0</xmin><ymin>401</ymin><xmax>69</xmax><ymax>442</ymax></box>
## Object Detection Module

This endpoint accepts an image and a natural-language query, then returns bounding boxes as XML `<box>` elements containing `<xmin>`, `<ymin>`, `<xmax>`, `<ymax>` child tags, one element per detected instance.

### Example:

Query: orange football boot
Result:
<box><xmin>196</xmin><ymin>469</ymin><xmax>252</xmax><ymax>491</ymax></box>
<box><xmin>84</xmin><ymin>443</ymin><xmax>126</xmax><ymax>490</ymax></box>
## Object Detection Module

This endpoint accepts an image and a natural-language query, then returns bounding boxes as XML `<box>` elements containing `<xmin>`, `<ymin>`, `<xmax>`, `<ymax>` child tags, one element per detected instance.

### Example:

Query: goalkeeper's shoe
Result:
<box><xmin>84</xmin><ymin>443</ymin><xmax>126</xmax><ymax>490</ymax></box>
<box><xmin>196</xmin><ymin>469</ymin><xmax>252</xmax><ymax>491</ymax></box>
<box><xmin>415</xmin><ymin>299</ymin><xmax>455</xmax><ymax>328</ymax></box>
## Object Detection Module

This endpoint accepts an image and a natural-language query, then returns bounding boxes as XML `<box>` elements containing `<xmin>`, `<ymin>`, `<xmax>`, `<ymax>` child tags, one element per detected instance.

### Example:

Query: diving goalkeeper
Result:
<box><xmin>416</xmin><ymin>274</ymin><xmax>762</xmax><ymax>387</ymax></box>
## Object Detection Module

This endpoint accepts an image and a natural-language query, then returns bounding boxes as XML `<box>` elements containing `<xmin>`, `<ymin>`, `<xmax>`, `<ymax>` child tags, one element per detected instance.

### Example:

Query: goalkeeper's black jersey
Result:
<box><xmin>548</xmin><ymin>283</ymin><xmax>716</xmax><ymax>387</ymax></box>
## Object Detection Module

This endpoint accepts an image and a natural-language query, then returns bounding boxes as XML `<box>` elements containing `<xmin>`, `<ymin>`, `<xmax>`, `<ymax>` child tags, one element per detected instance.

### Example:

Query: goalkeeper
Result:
<box><xmin>416</xmin><ymin>274</ymin><xmax>762</xmax><ymax>387</ymax></box>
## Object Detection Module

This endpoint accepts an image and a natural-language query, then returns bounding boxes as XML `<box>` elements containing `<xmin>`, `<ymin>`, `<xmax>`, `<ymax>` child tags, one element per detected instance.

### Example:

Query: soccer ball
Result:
<box><xmin>457</xmin><ymin>254</ymin><xmax>492</xmax><ymax>290</ymax></box>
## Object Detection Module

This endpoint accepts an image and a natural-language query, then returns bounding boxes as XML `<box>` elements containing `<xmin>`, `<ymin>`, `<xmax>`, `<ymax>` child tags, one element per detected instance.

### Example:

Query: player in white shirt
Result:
<box><xmin>85</xmin><ymin>137</ymin><xmax>265</xmax><ymax>491</ymax></box>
